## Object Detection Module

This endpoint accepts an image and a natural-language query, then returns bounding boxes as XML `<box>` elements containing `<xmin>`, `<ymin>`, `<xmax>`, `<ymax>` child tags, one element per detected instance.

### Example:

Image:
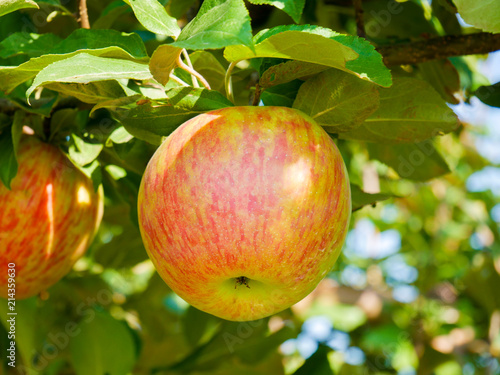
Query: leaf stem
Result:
<box><xmin>169</xmin><ymin>74</ymin><xmax>190</xmax><ymax>87</ymax></box>
<box><xmin>225</xmin><ymin>61</ymin><xmax>237</xmax><ymax>104</ymax></box>
<box><xmin>181</xmin><ymin>49</ymin><xmax>198</xmax><ymax>88</ymax></box>
<box><xmin>176</xmin><ymin>51</ymin><xmax>211</xmax><ymax>90</ymax></box>
<box><xmin>79</xmin><ymin>0</ymin><xmax>90</xmax><ymax>29</ymax></box>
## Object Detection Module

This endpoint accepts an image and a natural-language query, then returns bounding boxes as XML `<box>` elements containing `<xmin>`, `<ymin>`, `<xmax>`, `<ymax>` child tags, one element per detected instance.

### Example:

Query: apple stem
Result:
<box><xmin>235</xmin><ymin>276</ymin><xmax>251</xmax><ymax>289</ymax></box>
<box><xmin>225</xmin><ymin>61</ymin><xmax>237</xmax><ymax>104</ymax></box>
<box><xmin>176</xmin><ymin>50</ymin><xmax>211</xmax><ymax>90</ymax></box>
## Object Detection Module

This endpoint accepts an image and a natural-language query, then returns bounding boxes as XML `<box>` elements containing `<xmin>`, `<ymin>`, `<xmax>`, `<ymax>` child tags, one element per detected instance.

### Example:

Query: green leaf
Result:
<box><xmin>465</xmin><ymin>257</ymin><xmax>500</xmax><ymax>314</ymax></box>
<box><xmin>37</xmin><ymin>0</ymin><xmax>72</xmax><ymax>14</ymax></box>
<box><xmin>50</xmin><ymin>29</ymin><xmax>148</xmax><ymax>59</ymax></box>
<box><xmin>0</xmin><ymin>0</ymin><xmax>38</xmax><ymax>17</ymax></box>
<box><xmin>102</xmin><ymin>166</ymin><xmax>143</xmax><ymax>224</ymax></box>
<box><xmin>417</xmin><ymin>60</ymin><xmax>460</xmax><ymax>104</ymax></box>
<box><xmin>475</xmin><ymin>82</ymin><xmax>500</xmax><ymax>108</ymax></box>
<box><xmin>108</xmin><ymin>126</ymin><xmax>134</xmax><ymax>144</ymax></box>
<box><xmin>252</xmin><ymin>24</ymin><xmax>334</xmax><ymax>43</ymax></box>
<box><xmin>257</xmin><ymin>25</ymin><xmax>391</xmax><ymax>86</ymax></box>
<box><xmin>259</xmin><ymin>60</ymin><xmax>329</xmax><ymax>89</ymax></box>
<box><xmin>236</xmin><ymin>324</ymin><xmax>295</xmax><ymax>364</ymax></box>
<box><xmin>49</xmin><ymin>108</ymin><xmax>79</xmax><ymax>142</ymax></box>
<box><xmin>189</xmin><ymin>51</ymin><xmax>227</xmax><ymax>93</ymax></box>
<box><xmin>0</xmin><ymin>112</ymin><xmax>23</xmax><ymax>189</ymax></box>
<box><xmin>60</xmin><ymin>83</ymin><xmax>134</xmax><ymax>105</ymax></box>
<box><xmin>431</xmin><ymin>0</ymin><xmax>462</xmax><ymax>35</ymax></box>
<box><xmin>0</xmin><ymin>298</ymin><xmax>39</xmax><ymax>370</ymax></box>
<box><xmin>50</xmin><ymin>81</ymin><xmax>135</xmax><ymax>104</ymax></box>
<box><xmin>68</xmin><ymin>134</ymin><xmax>103</xmax><ymax>167</ymax></box>
<box><xmin>340</xmin><ymin>77</ymin><xmax>459</xmax><ymax>143</ymax></box>
<box><xmin>226</xmin><ymin>25</ymin><xmax>391</xmax><ymax>87</ymax></box>
<box><xmin>363</xmin><ymin>0</ymin><xmax>436</xmax><ymax>39</ymax></box>
<box><xmin>0</xmin><ymin>32</ymin><xmax>62</xmax><ymax>59</ymax></box>
<box><xmin>0</xmin><ymin>114</ymin><xmax>10</xmax><ymax>131</ymax></box>
<box><xmin>454</xmin><ymin>0</ymin><xmax>500</xmax><ymax>33</ymax></box>
<box><xmin>0</xmin><ymin>129</ymin><xmax>17</xmax><ymax>190</ymax></box>
<box><xmin>105</xmin><ymin>165</ymin><xmax>127</xmax><ymax>180</ymax></box>
<box><xmin>125</xmin><ymin>0</ymin><xmax>180</xmax><ymax>37</ymax></box>
<box><xmin>0</xmin><ymin>85</ymin><xmax>58</xmax><ymax>117</ymax></box>
<box><xmin>247</xmin><ymin>0</ymin><xmax>305</xmax><ymax>23</ymax></box>
<box><xmin>92</xmin><ymin>204</ymin><xmax>149</xmax><ymax>268</ymax></box>
<box><xmin>225</xmin><ymin>28</ymin><xmax>357</xmax><ymax>74</ymax></box>
<box><xmin>69</xmin><ymin>311</ymin><xmax>136</xmax><ymax>375</ymax></box>
<box><xmin>168</xmin><ymin>0</ymin><xmax>198</xmax><ymax>19</ymax></box>
<box><xmin>169</xmin><ymin>319</ymin><xmax>294</xmax><ymax>372</ymax></box>
<box><xmin>102</xmin><ymin>87</ymin><xmax>233</xmax><ymax>143</ymax></box>
<box><xmin>182</xmin><ymin>307</ymin><xmax>222</xmax><ymax>347</ymax></box>
<box><xmin>293</xmin><ymin>69</ymin><xmax>380</xmax><ymax>133</ymax></box>
<box><xmin>80</xmin><ymin>160</ymin><xmax>103</xmax><ymax>191</ymax></box>
<box><xmin>26</xmin><ymin>53</ymin><xmax>152</xmax><ymax>101</ymax></box>
<box><xmin>367</xmin><ymin>141</ymin><xmax>450</xmax><ymax>181</ymax></box>
<box><xmin>11</xmin><ymin>115</ymin><xmax>24</xmax><ymax>152</ymax></box>
<box><xmin>0</xmin><ymin>29</ymin><xmax>148</xmax><ymax>93</ymax></box>
<box><xmin>104</xmin><ymin>164</ymin><xmax>127</xmax><ymax>180</ymax></box>
<box><xmin>93</xmin><ymin>2</ymin><xmax>130</xmax><ymax>29</ymax></box>
<box><xmin>350</xmin><ymin>184</ymin><xmax>395</xmax><ymax>212</ymax></box>
<box><xmin>330</xmin><ymin>33</ymin><xmax>392</xmax><ymax>87</ymax></box>
<box><xmin>173</xmin><ymin>0</ymin><xmax>253</xmax><ymax>50</ymax></box>
<box><xmin>261</xmin><ymin>79</ymin><xmax>303</xmax><ymax>107</ymax></box>
<box><xmin>293</xmin><ymin>345</ymin><xmax>333</xmax><ymax>375</ymax></box>
<box><xmin>149</xmin><ymin>44</ymin><xmax>183</xmax><ymax>85</ymax></box>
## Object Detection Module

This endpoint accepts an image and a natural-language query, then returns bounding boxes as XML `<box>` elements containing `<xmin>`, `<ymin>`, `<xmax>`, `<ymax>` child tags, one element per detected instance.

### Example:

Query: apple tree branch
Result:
<box><xmin>377</xmin><ymin>32</ymin><xmax>500</xmax><ymax>66</ymax></box>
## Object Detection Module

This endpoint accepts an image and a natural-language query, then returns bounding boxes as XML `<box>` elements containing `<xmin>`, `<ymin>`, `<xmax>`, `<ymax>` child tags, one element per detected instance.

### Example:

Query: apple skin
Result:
<box><xmin>138</xmin><ymin>106</ymin><xmax>351</xmax><ymax>321</ymax></box>
<box><xmin>0</xmin><ymin>135</ymin><xmax>103</xmax><ymax>299</ymax></box>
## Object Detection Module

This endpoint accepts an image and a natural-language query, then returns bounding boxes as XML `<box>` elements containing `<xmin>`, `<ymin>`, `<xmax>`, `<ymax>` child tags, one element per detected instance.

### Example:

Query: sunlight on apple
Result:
<box><xmin>77</xmin><ymin>184</ymin><xmax>91</xmax><ymax>205</ymax></box>
<box><xmin>22</xmin><ymin>125</ymin><xmax>34</xmax><ymax>135</ymax></box>
<box><xmin>283</xmin><ymin>158</ymin><xmax>311</xmax><ymax>197</ymax></box>
<box><xmin>45</xmin><ymin>183</ymin><xmax>54</xmax><ymax>257</ymax></box>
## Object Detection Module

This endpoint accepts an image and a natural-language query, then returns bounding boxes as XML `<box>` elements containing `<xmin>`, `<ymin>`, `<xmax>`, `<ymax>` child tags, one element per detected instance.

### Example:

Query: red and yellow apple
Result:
<box><xmin>138</xmin><ymin>106</ymin><xmax>351</xmax><ymax>321</ymax></box>
<box><xmin>0</xmin><ymin>135</ymin><xmax>103</xmax><ymax>299</ymax></box>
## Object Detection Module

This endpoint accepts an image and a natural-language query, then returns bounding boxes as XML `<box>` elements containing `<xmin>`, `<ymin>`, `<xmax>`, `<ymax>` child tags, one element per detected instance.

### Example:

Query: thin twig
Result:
<box><xmin>225</xmin><ymin>61</ymin><xmax>237</xmax><ymax>104</ymax></box>
<box><xmin>176</xmin><ymin>53</ymin><xmax>211</xmax><ymax>90</ymax></box>
<box><xmin>252</xmin><ymin>83</ymin><xmax>263</xmax><ymax>106</ymax></box>
<box><xmin>352</xmin><ymin>0</ymin><xmax>366</xmax><ymax>38</ymax></box>
<box><xmin>377</xmin><ymin>32</ymin><xmax>500</xmax><ymax>66</ymax></box>
<box><xmin>79</xmin><ymin>0</ymin><xmax>90</xmax><ymax>29</ymax></box>
<box><xmin>181</xmin><ymin>49</ymin><xmax>199</xmax><ymax>88</ymax></box>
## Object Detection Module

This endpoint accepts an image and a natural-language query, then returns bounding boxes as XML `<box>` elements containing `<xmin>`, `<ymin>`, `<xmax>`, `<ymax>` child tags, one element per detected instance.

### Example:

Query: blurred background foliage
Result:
<box><xmin>0</xmin><ymin>0</ymin><xmax>500</xmax><ymax>374</ymax></box>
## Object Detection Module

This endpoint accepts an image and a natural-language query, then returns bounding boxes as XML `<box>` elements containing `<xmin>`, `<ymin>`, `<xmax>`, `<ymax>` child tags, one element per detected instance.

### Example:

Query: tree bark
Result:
<box><xmin>352</xmin><ymin>0</ymin><xmax>366</xmax><ymax>38</ymax></box>
<box><xmin>377</xmin><ymin>32</ymin><xmax>500</xmax><ymax>66</ymax></box>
